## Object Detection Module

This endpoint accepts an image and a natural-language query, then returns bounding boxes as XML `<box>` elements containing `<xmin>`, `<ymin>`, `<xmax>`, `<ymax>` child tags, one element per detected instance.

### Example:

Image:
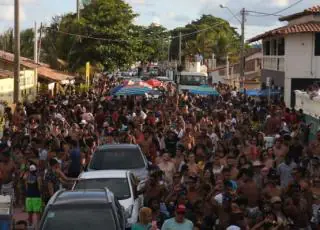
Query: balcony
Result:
<box><xmin>295</xmin><ymin>90</ymin><xmax>320</xmax><ymax>117</ymax></box>
<box><xmin>263</xmin><ymin>56</ymin><xmax>285</xmax><ymax>72</ymax></box>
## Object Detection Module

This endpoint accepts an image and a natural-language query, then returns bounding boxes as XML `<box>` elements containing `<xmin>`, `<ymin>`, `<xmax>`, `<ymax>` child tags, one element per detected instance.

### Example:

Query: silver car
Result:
<box><xmin>87</xmin><ymin>144</ymin><xmax>149</xmax><ymax>181</ymax></box>
<box><xmin>73</xmin><ymin>170</ymin><xmax>143</xmax><ymax>228</ymax></box>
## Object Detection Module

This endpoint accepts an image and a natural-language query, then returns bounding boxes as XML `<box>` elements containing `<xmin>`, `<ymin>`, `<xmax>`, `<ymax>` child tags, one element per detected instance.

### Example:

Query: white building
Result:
<box><xmin>208</xmin><ymin>48</ymin><xmax>262</xmax><ymax>89</ymax></box>
<box><xmin>248</xmin><ymin>5</ymin><xmax>320</xmax><ymax>107</ymax></box>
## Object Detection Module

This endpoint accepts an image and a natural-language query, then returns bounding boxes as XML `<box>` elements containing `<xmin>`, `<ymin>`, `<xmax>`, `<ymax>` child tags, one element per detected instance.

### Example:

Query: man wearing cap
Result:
<box><xmin>161</xmin><ymin>204</ymin><xmax>193</xmax><ymax>230</ymax></box>
<box><xmin>23</xmin><ymin>164</ymin><xmax>42</xmax><ymax>227</ymax></box>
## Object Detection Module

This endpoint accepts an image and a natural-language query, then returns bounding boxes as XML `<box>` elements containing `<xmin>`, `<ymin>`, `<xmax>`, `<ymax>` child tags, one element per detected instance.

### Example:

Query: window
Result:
<box><xmin>278</xmin><ymin>38</ymin><xmax>285</xmax><ymax>56</ymax></box>
<box><xmin>74</xmin><ymin>178</ymin><xmax>131</xmax><ymax>200</ymax></box>
<box><xmin>89</xmin><ymin>147</ymin><xmax>146</xmax><ymax>170</ymax></box>
<box><xmin>245</xmin><ymin>60</ymin><xmax>255</xmax><ymax>72</ymax></box>
<box><xmin>42</xmin><ymin>205</ymin><xmax>117</xmax><ymax>230</ymax></box>
<box><xmin>263</xmin><ymin>40</ymin><xmax>270</xmax><ymax>55</ymax></box>
<box><xmin>315</xmin><ymin>33</ymin><xmax>320</xmax><ymax>56</ymax></box>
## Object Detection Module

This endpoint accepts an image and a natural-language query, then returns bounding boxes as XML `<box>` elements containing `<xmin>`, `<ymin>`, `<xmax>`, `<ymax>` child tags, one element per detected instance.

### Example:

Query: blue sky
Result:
<box><xmin>0</xmin><ymin>0</ymin><xmax>317</xmax><ymax>39</ymax></box>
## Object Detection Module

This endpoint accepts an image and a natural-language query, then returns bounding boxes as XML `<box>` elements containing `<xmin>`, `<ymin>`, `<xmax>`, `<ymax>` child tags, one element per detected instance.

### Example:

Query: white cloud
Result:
<box><xmin>0</xmin><ymin>5</ymin><xmax>26</xmax><ymax>21</ymax></box>
<box><xmin>272</xmin><ymin>0</ymin><xmax>289</xmax><ymax>7</ymax></box>
<box><xmin>167</xmin><ymin>12</ymin><xmax>176</xmax><ymax>19</ymax></box>
<box><xmin>126</xmin><ymin>0</ymin><xmax>145</xmax><ymax>5</ymax></box>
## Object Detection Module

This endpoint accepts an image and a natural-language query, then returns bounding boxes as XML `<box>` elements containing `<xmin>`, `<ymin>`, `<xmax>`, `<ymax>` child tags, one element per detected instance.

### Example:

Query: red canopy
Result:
<box><xmin>146</xmin><ymin>79</ymin><xmax>162</xmax><ymax>88</ymax></box>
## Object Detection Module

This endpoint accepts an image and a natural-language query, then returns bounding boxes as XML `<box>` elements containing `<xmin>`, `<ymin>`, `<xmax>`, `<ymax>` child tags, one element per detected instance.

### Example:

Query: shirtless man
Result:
<box><xmin>309</xmin><ymin>130</ymin><xmax>320</xmax><ymax>157</ymax></box>
<box><xmin>238</xmin><ymin>169</ymin><xmax>260</xmax><ymax>219</ymax></box>
<box><xmin>0</xmin><ymin>151</ymin><xmax>16</xmax><ymax>199</ymax></box>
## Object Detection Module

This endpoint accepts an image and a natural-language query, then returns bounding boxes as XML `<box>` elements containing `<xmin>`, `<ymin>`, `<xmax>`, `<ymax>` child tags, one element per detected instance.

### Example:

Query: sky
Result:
<box><xmin>0</xmin><ymin>0</ymin><xmax>318</xmax><ymax>40</ymax></box>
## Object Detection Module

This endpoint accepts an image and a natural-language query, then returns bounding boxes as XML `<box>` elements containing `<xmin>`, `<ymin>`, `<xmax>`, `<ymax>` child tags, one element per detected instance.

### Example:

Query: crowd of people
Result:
<box><xmin>0</xmin><ymin>75</ymin><xmax>320</xmax><ymax>230</ymax></box>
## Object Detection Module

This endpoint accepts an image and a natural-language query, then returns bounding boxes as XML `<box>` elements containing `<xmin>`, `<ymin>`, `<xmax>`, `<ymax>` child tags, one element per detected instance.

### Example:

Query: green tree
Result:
<box><xmin>0</xmin><ymin>29</ymin><xmax>14</xmax><ymax>53</ymax></box>
<box><xmin>0</xmin><ymin>28</ymin><xmax>36</xmax><ymax>59</ymax></box>
<box><xmin>41</xmin><ymin>0</ymin><xmax>141</xmax><ymax>72</ymax></box>
<box><xmin>170</xmin><ymin>15</ymin><xmax>240</xmax><ymax>65</ymax></box>
<box><xmin>133</xmin><ymin>24</ymin><xmax>169</xmax><ymax>63</ymax></box>
<box><xmin>20</xmin><ymin>28</ymin><xmax>35</xmax><ymax>59</ymax></box>
<box><xmin>70</xmin><ymin>0</ymin><xmax>139</xmax><ymax>71</ymax></box>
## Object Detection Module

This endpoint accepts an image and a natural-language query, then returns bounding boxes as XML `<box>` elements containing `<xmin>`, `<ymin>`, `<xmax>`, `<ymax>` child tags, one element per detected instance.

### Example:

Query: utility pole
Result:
<box><xmin>226</xmin><ymin>55</ymin><xmax>229</xmax><ymax>82</ymax></box>
<box><xmin>14</xmin><ymin>0</ymin><xmax>20</xmax><ymax>104</ymax></box>
<box><xmin>37</xmin><ymin>23</ymin><xmax>43</xmax><ymax>64</ymax></box>
<box><xmin>77</xmin><ymin>0</ymin><xmax>80</xmax><ymax>21</ymax></box>
<box><xmin>240</xmin><ymin>8</ymin><xmax>246</xmax><ymax>90</ymax></box>
<box><xmin>178</xmin><ymin>32</ymin><xmax>182</xmax><ymax>65</ymax></box>
<box><xmin>34</xmin><ymin>22</ymin><xmax>38</xmax><ymax>63</ymax></box>
<box><xmin>167</xmin><ymin>38</ymin><xmax>171</xmax><ymax>62</ymax></box>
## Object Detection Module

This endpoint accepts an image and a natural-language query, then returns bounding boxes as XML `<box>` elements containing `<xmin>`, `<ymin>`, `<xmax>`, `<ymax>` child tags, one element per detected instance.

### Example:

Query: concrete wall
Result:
<box><xmin>261</xmin><ymin>69</ymin><xmax>285</xmax><ymax>87</ymax></box>
<box><xmin>295</xmin><ymin>90</ymin><xmax>320</xmax><ymax>117</ymax></box>
<box><xmin>0</xmin><ymin>70</ymin><xmax>37</xmax><ymax>103</ymax></box>
<box><xmin>284</xmin><ymin>33</ymin><xmax>320</xmax><ymax>106</ymax></box>
<box><xmin>288</xmin><ymin>15</ymin><xmax>316</xmax><ymax>25</ymax></box>
<box><xmin>285</xmin><ymin>33</ymin><xmax>315</xmax><ymax>78</ymax></box>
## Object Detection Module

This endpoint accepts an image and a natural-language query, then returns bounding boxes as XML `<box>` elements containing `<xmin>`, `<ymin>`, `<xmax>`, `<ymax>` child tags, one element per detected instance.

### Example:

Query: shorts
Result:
<box><xmin>25</xmin><ymin>197</ymin><xmax>42</xmax><ymax>213</ymax></box>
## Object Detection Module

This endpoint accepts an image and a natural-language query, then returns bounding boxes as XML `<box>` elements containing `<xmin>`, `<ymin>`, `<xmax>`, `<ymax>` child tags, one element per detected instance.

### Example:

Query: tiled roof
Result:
<box><xmin>0</xmin><ymin>69</ymin><xmax>13</xmax><ymax>79</ymax></box>
<box><xmin>37</xmin><ymin>67</ymin><xmax>74</xmax><ymax>82</ymax></box>
<box><xmin>279</xmin><ymin>5</ymin><xmax>320</xmax><ymax>21</ymax></box>
<box><xmin>247</xmin><ymin>22</ymin><xmax>320</xmax><ymax>43</ymax></box>
<box><xmin>0</xmin><ymin>50</ymin><xmax>74</xmax><ymax>82</ymax></box>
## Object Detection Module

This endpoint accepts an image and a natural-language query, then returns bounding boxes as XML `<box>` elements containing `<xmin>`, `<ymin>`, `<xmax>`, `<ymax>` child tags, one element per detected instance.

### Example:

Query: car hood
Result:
<box><xmin>130</xmin><ymin>168</ymin><xmax>148</xmax><ymax>181</ymax></box>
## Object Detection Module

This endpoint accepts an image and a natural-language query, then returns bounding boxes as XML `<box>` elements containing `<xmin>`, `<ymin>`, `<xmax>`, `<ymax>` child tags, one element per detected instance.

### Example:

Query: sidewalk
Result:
<box><xmin>13</xmin><ymin>207</ymin><xmax>28</xmax><ymax>223</ymax></box>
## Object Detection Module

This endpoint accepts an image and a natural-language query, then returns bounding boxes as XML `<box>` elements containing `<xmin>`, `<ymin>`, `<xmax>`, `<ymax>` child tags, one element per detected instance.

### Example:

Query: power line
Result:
<box><xmin>246</xmin><ymin>10</ymin><xmax>284</xmax><ymax>17</ymax></box>
<box><xmin>55</xmin><ymin>30</ymin><xmax>130</xmax><ymax>43</ymax></box>
<box><xmin>51</xmin><ymin>13</ymin><xmax>240</xmax><ymax>44</ymax></box>
<box><xmin>247</xmin><ymin>0</ymin><xmax>303</xmax><ymax>17</ymax></box>
<box><xmin>271</xmin><ymin>0</ymin><xmax>303</xmax><ymax>15</ymax></box>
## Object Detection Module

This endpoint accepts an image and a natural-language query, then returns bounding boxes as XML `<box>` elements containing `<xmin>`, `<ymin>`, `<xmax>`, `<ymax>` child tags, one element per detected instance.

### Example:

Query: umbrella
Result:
<box><xmin>188</xmin><ymin>85</ymin><xmax>219</xmax><ymax>96</ymax></box>
<box><xmin>146</xmin><ymin>79</ymin><xmax>162</xmax><ymax>88</ymax></box>
<box><xmin>245</xmin><ymin>89</ymin><xmax>261</xmax><ymax>96</ymax></box>
<box><xmin>109</xmin><ymin>84</ymin><xmax>124</xmax><ymax>95</ymax></box>
<box><xmin>114</xmin><ymin>85</ymin><xmax>152</xmax><ymax>96</ymax></box>
<box><xmin>259</xmin><ymin>89</ymin><xmax>281</xmax><ymax>96</ymax></box>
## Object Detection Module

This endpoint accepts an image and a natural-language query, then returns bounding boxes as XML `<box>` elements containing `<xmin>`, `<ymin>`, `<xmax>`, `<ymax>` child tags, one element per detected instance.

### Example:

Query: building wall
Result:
<box><xmin>261</xmin><ymin>69</ymin><xmax>285</xmax><ymax>87</ymax></box>
<box><xmin>288</xmin><ymin>15</ymin><xmax>316</xmax><ymax>25</ymax></box>
<box><xmin>285</xmin><ymin>33</ymin><xmax>314</xmax><ymax>78</ymax></box>
<box><xmin>284</xmin><ymin>32</ymin><xmax>320</xmax><ymax>106</ymax></box>
<box><xmin>0</xmin><ymin>70</ymin><xmax>37</xmax><ymax>103</ymax></box>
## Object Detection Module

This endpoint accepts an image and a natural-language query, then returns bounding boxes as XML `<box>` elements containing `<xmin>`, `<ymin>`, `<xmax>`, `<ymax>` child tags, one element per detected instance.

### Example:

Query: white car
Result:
<box><xmin>73</xmin><ymin>170</ymin><xmax>143</xmax><ymax>228</ymax></box>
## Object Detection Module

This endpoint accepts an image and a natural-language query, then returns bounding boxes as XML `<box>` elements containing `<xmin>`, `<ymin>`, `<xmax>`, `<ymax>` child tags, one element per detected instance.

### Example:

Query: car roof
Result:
<box><xmin>53</xmin><ymin>189</ymin><xmax>114</xmax><ymax>206</ymax></box>
<box><xmin>96</xmin><ymin>144</ymin><xmax>140</xmax><ymax>151</ymax></box>
<box><xmin>79</xmin><ymin>170</ymin><xmax>130</xmax><ymax>179</ymax></box>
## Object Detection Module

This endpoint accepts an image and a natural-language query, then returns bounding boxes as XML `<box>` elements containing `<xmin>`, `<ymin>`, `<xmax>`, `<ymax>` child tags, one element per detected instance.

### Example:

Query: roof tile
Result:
<box><xmin>247</xmin><ymin>22</ymin><xmax>320</xmax><ymax>43</ymax></box>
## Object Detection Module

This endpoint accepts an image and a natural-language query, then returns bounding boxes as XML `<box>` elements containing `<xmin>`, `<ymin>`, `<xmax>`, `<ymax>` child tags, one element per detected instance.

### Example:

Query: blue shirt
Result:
<box><xmin>69</xmin><ymin>147</ymin><xmax>81</xmax><ymax>173</ymax></box>
<box><xmin>161</xmin><ymin>218</ymin><xmax>193</xmax><ymax>230</ymax></box>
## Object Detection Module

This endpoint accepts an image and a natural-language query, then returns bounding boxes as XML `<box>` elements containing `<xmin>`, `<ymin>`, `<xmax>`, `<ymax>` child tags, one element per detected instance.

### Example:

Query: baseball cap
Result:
<box><xmin>226</xmin><ymin>226</ymin><xmax>240</xmax><ymax>230</ymax></box>
<box><xmin>270</xmin><ymin>196</ymin><xmax>281</xmax><ymax>204</ymax></box>
<box><xmin>176</xmin><ymin>204</ymin><xmax>186</xmax><ymax>214</ymax></box>
<box><xmin>29</xmin><ymin>165</ymin><xmax>37</xmax><ymax>172</ymax></box>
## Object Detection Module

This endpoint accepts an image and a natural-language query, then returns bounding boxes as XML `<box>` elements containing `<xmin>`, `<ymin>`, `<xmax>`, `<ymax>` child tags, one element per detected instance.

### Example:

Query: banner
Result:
<box><xmin>86</xmin><ymin>62</ymin><xmax>90</xmax><ymax>87</ymax></box>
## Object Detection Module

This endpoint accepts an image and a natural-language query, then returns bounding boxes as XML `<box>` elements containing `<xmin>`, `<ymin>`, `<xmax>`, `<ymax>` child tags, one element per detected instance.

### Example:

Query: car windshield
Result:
<box><xmin>42</xmin><ymin>205</ymin><xmax>116</xmax><ymax>230</ymax></box>
<box><xmin>89</xmin><ymin>147</ymin><xmax>146</xmax><ymax>170</ymax></box>
<box><xmin>74</xmin><ymin>178</ymin><xmax>131</xmax><ymax>200</ymax></box>
<box><xmin>180</xmin><ymin>75</ymin><xmax>207</xmax><ymax>86</ymax></box>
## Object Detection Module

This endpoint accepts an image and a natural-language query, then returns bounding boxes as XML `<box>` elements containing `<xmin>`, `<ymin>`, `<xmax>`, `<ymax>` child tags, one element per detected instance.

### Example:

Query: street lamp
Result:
<box><xmin>220</xmin><ymin>4</ymin><xmax>245</xmax><ymax>90</ymax></box>
<box><xmin>219</xmin><ymin>4</ymin><xmax>242</xmax><ymax>24</ymax></box>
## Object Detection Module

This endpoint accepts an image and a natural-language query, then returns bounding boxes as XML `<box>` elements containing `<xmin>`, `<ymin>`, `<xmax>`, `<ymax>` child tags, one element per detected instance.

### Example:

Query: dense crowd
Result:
<box><xmin>1</xmin><ymin>75</ymin><xmax>320</xmax><ymax>230</ymax></box>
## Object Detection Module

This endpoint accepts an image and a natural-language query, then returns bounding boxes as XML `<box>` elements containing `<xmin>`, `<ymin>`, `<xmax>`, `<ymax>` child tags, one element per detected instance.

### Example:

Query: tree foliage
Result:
<box><xmin>0</xmin><ymin>2</ymin><xmax>243</xmax><ymax>72</ymax></box>
<box><xmin>170</xmin><ymin>15</ymin><xmax>240</xmax><ymax>65</ymax></box>
<box><xmin>0</xmin><ymin>28</ymin><xmax>35</xmax><ymax>59</ymax></box>
<box><xmin>133</xmin><ymin>24</ymin><xmax>169</xmax><ymax>63</ymax></box>
<box><xmin>0</xmin><ymin>29</ymin><xmax>14</xmax><ymax>54</ymax></box>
